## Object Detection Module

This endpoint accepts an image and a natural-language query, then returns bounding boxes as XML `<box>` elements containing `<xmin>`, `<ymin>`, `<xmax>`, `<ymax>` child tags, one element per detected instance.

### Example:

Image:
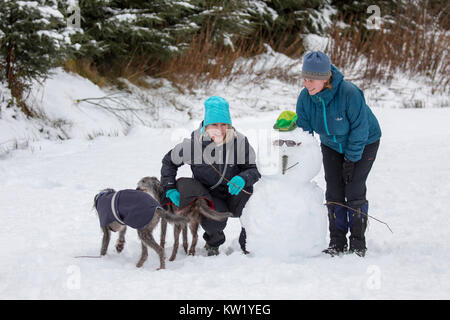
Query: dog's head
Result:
<box><xmin>93</xmin><ymin>188</ymin><xmax>116</xmax><ymax>210</ymax></box>
<box><xmin>136</xmin><ymin>176</ymin><xmax>163</xmax><ymax>202</ymax></box>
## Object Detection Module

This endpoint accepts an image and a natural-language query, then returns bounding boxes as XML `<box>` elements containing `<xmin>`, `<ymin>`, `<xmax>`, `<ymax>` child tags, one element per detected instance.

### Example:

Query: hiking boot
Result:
<box><xmin>349</xmin><ymin>201</ymin><xmax>368</xmax><ymax>257</ymax></box>
<box><xmin>322</xmin><ymin>243</ymin><xmax>348</xmax><ymax>257</ymax></box>
<box><xmin>323</xmin><ymin>205</ymin><xmax>348</xmax><ymax>256</ymax></box>
<box><xmin>204</xmin><ymin>244</ymin><xmax>219</xmax><ymax>256</ymax></box>
<box><xmin>349</xmin><ymin>247</ymin><xmax>366</xmax><ymax>257</ymax></box>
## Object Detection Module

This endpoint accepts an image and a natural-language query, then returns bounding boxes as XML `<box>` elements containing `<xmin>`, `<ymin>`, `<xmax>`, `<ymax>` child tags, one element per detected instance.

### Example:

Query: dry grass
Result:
<box><xmin>326</xmin><ymin>0</ymin><xmax>449</xmax><ymax>92</ymax></box>
<box><xmin>154</xmin><ymin>30</ymin><xmax>262</xmax><ymax>89</ymax></box>
<box><xmin>64</xmin><ymin>0</ymin><xmax>448</xmax><ymax>95</ymax></box>
<box><xmin>149</xmin><ymin>22</ymin><xmax>305</xmax><ymax>90</ymax></box>
<box><xmin>63</xmin><ymin>58</ymin><xmax>111</xmax><ymax>88</ymax></box>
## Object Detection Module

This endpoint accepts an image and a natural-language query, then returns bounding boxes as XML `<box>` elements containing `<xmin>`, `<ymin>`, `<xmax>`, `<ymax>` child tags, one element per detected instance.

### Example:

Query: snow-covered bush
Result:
<box><xmin>0</xmin><ymin>0</ymin><xmax>72</xmax><ymax>116</ymax></box>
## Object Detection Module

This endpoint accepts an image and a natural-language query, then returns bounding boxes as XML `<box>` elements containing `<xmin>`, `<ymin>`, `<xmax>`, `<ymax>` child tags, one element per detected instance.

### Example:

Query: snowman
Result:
<box><xmin>240</xmin><ymin>111</ymin><xmax>327</xmax><ymax>258</ymax></box>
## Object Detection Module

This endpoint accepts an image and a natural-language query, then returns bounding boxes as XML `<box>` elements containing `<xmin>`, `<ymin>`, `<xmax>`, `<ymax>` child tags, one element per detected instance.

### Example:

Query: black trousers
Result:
<box><xmin>321</xmin><ymin>140</ymin><xmax>380</xmax><ymax>231</ymax></box>
<box><xmin>201</xmin><ymin>186</ymin><xmax>252</xmax><ymax>247</ymax></box>
<box><xmin>172</xmin><ymin>178</ymin><xmax>251</xmax><ymax>247</ymax></box>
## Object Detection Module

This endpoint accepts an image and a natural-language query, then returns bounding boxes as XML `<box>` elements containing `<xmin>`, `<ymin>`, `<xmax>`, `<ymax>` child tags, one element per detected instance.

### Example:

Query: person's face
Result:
<box><xmin>303</xmin><ymin>78</ymin><xmax>327</xmax><ymax>95</ymax></box>
<box><xmin>205</xmin><ymin>123</ymin><xmax>229</xmax><ymax>143</ymax></box>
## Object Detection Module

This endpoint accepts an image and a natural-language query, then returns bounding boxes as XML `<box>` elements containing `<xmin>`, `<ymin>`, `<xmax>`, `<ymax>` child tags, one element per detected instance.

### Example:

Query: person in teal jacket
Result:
<box><xmin>296</xmin><ymin>51</ymin><xmax>381</xmax><ymax>257</ymax></box>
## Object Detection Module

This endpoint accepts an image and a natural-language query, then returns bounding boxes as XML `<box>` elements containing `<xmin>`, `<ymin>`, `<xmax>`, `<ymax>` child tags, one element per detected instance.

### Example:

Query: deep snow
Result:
<box><xmin>1</xmin><ymin>107</ymin><xmax>450</xmax><ymax>299</ymax></box>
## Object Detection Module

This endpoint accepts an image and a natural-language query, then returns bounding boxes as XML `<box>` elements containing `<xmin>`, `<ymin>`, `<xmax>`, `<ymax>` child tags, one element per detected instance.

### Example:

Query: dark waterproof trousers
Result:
<box><xmin>202</xmin><ymin>186</ymin><xmax>252</xmax><ymax>248</ymax></box>
<box><xmin>321</xmin><ymin>140</ymin><xmax>380</xmax><ymax>233</ymax></box>
<box><xmin>175</xmin><ymin>177</ymin><xmax>252</xmax><ymax>248</ymax></box>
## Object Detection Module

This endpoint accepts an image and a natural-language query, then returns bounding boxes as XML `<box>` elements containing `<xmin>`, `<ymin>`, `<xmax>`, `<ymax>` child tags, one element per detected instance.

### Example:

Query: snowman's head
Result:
<box><xmin>257</xmin><ymin>111</ymin><xmax>321</xmax><ymax>182</ymax></box>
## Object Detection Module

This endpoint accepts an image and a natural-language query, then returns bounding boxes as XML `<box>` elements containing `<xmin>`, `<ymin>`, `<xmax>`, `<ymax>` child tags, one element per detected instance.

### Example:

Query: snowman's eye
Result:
<box><xmin>273</xmin><ymin>140</ymin><xmax>300</xmax><ymax>147</ymax></box>
<box><xmin>284</xmin><ymin>140</ymin><xmax>297</xmax><ymax>147</ymax></box>
<box><xmin>273</xmin><ymin>139</ymin><xmax>284</xmax><ymax>146</ymax></box>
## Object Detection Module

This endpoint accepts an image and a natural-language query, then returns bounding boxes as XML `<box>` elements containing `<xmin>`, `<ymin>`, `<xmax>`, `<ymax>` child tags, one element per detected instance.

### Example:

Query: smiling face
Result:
<box><xmin>205</xmin><ymin>123</ymin><xmax>229</xmax><ymax>143</ymax></box>
<box><xmin>303</xmin><ymin>78</ymin><xmax>328</xmax><ymax>96</ymax></box>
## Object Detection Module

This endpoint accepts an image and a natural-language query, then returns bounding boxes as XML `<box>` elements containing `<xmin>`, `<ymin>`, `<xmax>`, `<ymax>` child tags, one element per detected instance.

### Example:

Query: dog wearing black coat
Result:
<box><xmin>93</xmin><ymin>180</ymin><xmax>188</xmax><ymax>270</ymax></box>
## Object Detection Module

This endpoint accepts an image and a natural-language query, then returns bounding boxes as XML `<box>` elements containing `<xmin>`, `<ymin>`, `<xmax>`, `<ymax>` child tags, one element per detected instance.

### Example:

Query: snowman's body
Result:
<box><xmin>241</xmin><ymin>128</ymin><xmax>327</xmax><ymax>258</ymax></box>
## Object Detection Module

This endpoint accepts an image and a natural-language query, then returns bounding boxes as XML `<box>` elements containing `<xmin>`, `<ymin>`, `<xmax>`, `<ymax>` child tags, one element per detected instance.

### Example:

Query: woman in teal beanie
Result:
<box><xmin>296</xmin><ymin>51</ymin><xmax>381</xmax><ymax>257</ymax></box>
<box><xmin>161</xmin><ymin>96</ymin><xmax>261</xmax><ymax>255</ymax></box>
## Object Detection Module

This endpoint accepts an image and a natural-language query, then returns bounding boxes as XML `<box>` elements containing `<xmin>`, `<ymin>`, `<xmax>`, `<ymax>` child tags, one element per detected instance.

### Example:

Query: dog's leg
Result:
<box><xmin>138</xmin><ymin>229</ymin><xmax>165</xmax><ymax>270</ymax></box>
<box><xmin>188</xmin><ymin>221</ymin><xmax>199</xmax><ymax>256</ymax></box>
<box><xmin>115</xmin><ymin>226</ymin><xmax>127</xmax><ymax>253</ymax></box>
<box><xmin>100</xmin><ymin>227</ymin><xmax>111</xmax><ymax>255</ymax></box>
<box><xmin>182</xmin><ymin>225</ymin><xmax>188</xmax><ymax>254</ymax></box>
<box><xmin>169</xmin><ymin>225</ymin><xmax>181</xmax><ymax>262</ymax></box>
<box><xmin>160</xmin><ymin>218</ymin><xmax>167</xmax><ymax>249</ymax></box>
<box><xmin>136</xmin><ymin>241</ymin><xmax>148</xmax><ymax>268</ymax></box>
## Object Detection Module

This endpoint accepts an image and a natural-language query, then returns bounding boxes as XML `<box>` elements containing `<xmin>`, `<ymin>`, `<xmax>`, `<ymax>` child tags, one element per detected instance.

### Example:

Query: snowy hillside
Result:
<box><xmin>1</xmin><ymin>47</ymin><xmax>447</xmax><ymax>155</ymax></box>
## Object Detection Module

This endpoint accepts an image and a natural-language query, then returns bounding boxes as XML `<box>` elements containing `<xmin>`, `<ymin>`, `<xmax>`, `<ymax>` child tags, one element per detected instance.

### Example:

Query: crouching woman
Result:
<box><xmin>160</xmin><ymin>96</ymin><xmax>261</xmax><ymax>255</ymax></box>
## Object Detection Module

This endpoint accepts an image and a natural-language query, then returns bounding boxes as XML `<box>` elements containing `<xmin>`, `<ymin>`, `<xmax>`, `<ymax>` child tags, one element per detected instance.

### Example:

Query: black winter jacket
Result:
<box><xmin>161</xmin><ymin>126</ymin><xmax>261</xmax><ymax>195</ymax></box>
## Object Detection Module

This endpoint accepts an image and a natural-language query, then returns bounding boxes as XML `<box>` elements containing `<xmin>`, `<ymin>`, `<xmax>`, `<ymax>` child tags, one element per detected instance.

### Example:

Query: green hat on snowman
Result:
<box><xmin>273</xmin><ymin>110</ymin><xmax>298</xmax><ymax>131</ymax></box>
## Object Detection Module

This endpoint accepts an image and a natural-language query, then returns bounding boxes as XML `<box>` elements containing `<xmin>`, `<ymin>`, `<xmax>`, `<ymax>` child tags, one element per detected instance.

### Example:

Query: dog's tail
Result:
<box><xmin>156</xmin><ymin>207</ymin><xmax>189</xmax><ymax>225</ymax></box>
<box><xmin>197</xmin><ymin>199</ymin><xmax>233</xmax><ymax>221</ymax></box>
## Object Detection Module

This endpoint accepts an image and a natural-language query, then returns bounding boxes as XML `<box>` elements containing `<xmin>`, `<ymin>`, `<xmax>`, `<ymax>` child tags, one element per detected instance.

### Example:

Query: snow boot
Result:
<box><xmin>349</xmin><ymin>201</ymin><xmax>368</xmax><ymax>257</ymax></box>
<box><xmin>322</xmin><ymin>205</ymin><xmax>348</xmax><ymax>256</ymax></box>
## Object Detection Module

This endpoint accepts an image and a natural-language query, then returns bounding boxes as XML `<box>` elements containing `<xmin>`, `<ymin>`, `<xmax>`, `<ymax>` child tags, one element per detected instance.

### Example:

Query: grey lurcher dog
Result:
<box><xmin>136</xmin><ymin>176</ymin><xmax>233</xmax><ymax>261</ymax></box>
<box><xmin>93</xmin><ymin>180</ymin><xmax>189</xmax><ymax>270</ymax></box>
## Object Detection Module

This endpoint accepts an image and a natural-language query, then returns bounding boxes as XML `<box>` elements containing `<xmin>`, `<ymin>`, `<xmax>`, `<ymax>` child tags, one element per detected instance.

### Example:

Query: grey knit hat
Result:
<box><xmin>301</xmin><ymin>51</ymin><xmax>332</xmax><ymax>80</ymax></box>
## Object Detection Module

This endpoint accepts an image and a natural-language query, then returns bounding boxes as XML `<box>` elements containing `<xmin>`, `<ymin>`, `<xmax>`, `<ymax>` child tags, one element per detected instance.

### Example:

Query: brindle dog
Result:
<box><xmin>136</xmin><ymin>177</ymin><xmax>232</xmax><ymax>261</ymax></box>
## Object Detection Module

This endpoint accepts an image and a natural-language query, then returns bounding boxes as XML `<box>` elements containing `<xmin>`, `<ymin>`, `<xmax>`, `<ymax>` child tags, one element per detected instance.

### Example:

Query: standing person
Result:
<box><xmin>161</xmin><ymin>96</ymin><xmax>261</xmax><ymax>256</ymax></box>
<box><xmin>296</xmin><ymin>51</ymin><xmax>381</xmax><ymax>257</ymax></box>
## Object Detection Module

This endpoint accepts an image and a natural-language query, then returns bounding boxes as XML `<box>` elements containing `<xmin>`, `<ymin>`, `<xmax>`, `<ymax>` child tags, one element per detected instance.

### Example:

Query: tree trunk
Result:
<box><xmin>5</xmin><ymin>43</ymin><xmax>33</xmax><ymax>117</ymax></box>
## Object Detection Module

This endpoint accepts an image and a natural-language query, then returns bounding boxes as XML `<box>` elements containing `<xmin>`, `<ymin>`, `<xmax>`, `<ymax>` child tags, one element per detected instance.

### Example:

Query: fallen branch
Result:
<box><xmin>325</xmin><ymin>201</ymin><xmax>394</xmax><ymax>234</ymax></box>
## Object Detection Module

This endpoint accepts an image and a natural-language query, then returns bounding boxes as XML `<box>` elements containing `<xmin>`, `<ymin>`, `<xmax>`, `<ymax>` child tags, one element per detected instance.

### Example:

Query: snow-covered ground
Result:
<box><xmin>1</xmin><ymin>105</ymin><xmax>450</xmax><ymax>299</ymax></box>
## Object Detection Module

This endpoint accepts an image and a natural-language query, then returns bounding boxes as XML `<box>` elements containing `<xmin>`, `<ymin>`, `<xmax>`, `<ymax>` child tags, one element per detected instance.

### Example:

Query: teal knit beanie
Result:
<box><xmin>201</xmin><ymin>96</ymin><xmax>232</xmax><ymax>133</ymax></box>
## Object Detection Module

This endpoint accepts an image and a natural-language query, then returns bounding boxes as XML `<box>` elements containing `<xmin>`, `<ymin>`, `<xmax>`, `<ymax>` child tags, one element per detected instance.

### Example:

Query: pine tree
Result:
<box><xmin>0</xmin><ymin>0</ymin><xmax>70</xmax><ymax>116</ymax></box>
<box><xmin>67</xmin><ymin>0</ymin><xmax>203</xmax><ymax>74</ymax></box>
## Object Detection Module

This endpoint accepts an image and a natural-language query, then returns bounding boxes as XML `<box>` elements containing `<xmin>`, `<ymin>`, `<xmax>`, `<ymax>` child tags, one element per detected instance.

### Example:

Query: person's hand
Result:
<box><xmin>166</xmin><ymin>189</ymin><xmax>180</xmax><ymax>207</ymax></box>
<box><xmin>342</xmin><ymin>157</ymin><xmax>355</xmax><ymax>184</ymax></box>
<box><xmin>227</xmin><ymin>176</ymin><xmax>245</xmax><ymax>195</ymax></box>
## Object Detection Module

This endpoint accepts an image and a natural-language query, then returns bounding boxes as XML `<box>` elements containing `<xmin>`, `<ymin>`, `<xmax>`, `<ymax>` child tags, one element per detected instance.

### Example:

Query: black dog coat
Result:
<box><xmin>95</xmin><ymin>189</ymin><xmax>161</xmax><ymax>229</ymax></box>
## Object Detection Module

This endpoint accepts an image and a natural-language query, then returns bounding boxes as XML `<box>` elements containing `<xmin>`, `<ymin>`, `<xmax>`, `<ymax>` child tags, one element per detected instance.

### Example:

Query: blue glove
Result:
<box><xmin>166</xmin><ymin>189</ymin><xmax>180</xmax><ymax>207</ymax></box>
<box><xmin>227</xmin><ymin>176</ymin><xmax>245</xmax><ymax>196</ymax></box>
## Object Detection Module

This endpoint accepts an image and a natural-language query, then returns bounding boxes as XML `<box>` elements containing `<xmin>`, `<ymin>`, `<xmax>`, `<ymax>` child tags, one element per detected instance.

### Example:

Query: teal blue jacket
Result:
<box><xmin>296</xmin><ymin>65</ymin><xmax>381</xmax><ymax>162</ymax></box>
